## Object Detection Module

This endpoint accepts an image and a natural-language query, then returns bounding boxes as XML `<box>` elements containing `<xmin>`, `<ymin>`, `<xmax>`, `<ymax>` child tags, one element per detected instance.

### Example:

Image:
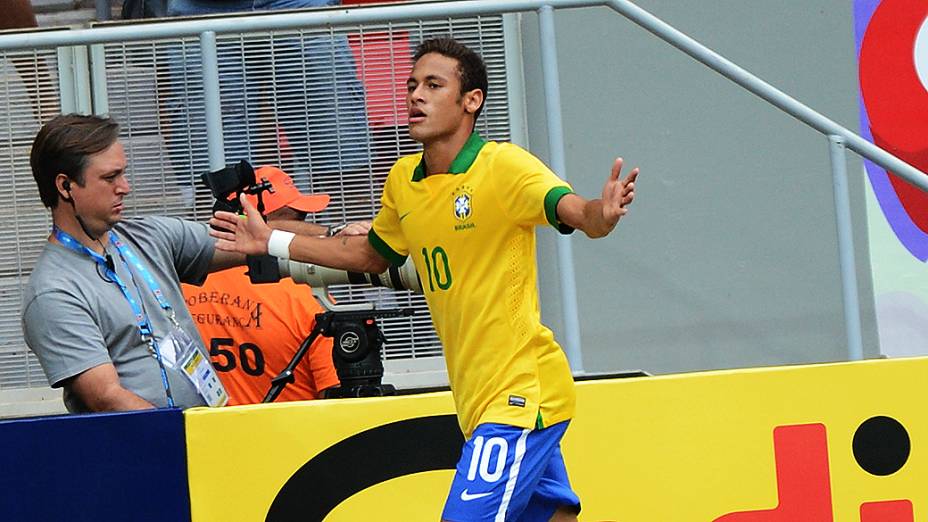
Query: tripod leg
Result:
<box><xmin>262</xmin><ymin>317</ymin><xmax>329</xmax><ymax>403</ymax></box>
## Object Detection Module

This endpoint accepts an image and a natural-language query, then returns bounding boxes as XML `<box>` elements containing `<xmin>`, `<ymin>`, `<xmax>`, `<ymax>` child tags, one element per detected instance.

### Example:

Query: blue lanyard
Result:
<box><xmin>52</xmin><ymin>226</ymin><xmax>176</xmax><ymax>407</ymax></box>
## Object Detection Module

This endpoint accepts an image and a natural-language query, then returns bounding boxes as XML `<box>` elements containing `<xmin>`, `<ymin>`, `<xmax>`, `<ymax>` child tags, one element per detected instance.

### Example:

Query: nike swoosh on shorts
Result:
<box><xmin>460</xmin><ymin>489</ymin><xmax>493</xmax><ymax>501</ymax></box>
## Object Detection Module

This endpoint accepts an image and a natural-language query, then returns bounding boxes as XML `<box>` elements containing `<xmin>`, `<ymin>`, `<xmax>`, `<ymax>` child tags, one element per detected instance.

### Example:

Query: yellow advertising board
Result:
<box><xmin>185</xmin><ymin>357</ymin><xmax>926</xmax><ymax>521</ymax></box>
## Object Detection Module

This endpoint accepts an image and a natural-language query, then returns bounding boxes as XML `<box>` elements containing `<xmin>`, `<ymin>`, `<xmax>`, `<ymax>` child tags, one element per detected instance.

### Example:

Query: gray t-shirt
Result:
<box><xmin>22</xmin><ymin>216</ymin><xmax>215</xmax><ymax>413</ymax></box>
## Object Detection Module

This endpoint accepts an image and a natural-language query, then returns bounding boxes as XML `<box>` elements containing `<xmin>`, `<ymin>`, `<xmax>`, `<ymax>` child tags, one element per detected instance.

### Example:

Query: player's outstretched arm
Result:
<box><xmin>269</xmin><ymin>219</ymin><xmax>371</xmax><ymax>238</ymax></box>
<box><xmin>556</xmin><ymin>157</ymin><xmax>638</xmax><ymax>238</ymax></box>
<box><xmin>209</xmin><ymin>194</ymin><xmax>389</xmax><ymax>273</ymax></box>
<box><xmin>268</xmin><ymin>219</ymin><xmax>328</xmax><ymax>237</ymax></box>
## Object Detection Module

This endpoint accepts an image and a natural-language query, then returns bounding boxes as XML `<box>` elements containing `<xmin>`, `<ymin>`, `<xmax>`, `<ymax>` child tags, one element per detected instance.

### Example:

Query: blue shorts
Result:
<box><xmin>442</xmin><ymin>421</ymin><xmax>580</xmax><ymax>522</ymax></box>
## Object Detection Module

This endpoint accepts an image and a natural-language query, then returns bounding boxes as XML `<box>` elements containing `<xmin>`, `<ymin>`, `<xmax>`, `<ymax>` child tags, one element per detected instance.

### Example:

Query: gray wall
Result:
<box><xmin>518</xmin><ymin>1</ymin><xmax>878</xmax><ymax>375</ymax></box>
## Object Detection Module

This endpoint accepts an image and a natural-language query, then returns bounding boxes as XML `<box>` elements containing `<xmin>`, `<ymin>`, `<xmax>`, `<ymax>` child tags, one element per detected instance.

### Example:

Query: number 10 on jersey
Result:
<box><xmin>420</xmin><ymin>246</ymin><xmax>453</xmax><ymax>292</ymax></box>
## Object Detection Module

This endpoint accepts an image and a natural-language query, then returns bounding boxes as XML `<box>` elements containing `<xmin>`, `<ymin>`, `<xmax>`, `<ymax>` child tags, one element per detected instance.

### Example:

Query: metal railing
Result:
<box><xmin>3</xmin><ymin>0</ymin><xmax>926</xmax><ymax>368</ymax></box>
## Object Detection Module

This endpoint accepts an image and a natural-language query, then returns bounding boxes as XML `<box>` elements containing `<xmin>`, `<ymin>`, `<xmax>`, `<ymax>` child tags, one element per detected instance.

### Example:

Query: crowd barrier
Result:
<box><xmin>0</xmin><ymin>409</ymin><xmax>191</xmax><ymax>521</ymax></box>
<box><xmin>2</xmin><ymin>356</ymin><xmax>924</xmax><ymax>521</ymax></box>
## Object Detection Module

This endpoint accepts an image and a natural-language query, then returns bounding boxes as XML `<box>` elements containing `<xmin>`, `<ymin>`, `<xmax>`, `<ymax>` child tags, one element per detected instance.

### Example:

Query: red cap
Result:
<box><xmin>247</xmin><ymin>166</ymin><xmax>330</xmax><ymax>215</ymax></box>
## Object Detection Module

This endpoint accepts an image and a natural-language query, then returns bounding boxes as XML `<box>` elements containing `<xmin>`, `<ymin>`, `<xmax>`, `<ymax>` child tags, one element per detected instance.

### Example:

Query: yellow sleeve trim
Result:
<box><xmin>367</xmin><ymin>229</ymin><xmax>408</xmax><ymax>267</ymax></box>
<box><xmin>544</xmin><ymin>186</ymin><xmax>575</xmax><ymax>234</ymax></box>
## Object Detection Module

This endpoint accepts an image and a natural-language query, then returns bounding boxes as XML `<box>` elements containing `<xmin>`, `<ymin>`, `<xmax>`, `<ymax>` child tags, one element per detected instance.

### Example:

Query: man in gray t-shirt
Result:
<box><xmin>23</xmin><ymin>114</ymin><xmax>243</xmax><ymax>413</ymax></box>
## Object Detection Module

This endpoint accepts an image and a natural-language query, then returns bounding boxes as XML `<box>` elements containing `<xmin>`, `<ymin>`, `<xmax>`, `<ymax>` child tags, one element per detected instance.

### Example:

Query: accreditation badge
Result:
<box><xmin>170</xmin><ymin>326</ymin><xmax>229</xmax><ymax>408</ymax></box>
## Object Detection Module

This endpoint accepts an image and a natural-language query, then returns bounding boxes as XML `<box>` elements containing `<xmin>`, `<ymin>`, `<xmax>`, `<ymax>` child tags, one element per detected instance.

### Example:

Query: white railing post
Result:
<box><xmin>538</xmin><ymin>5</ymin><xmax>585</xmax><ymax>373</ymax></box>
<box><xmin>199</xmin><ymin>31</ymin><xmax>226</xmax><ymax>171</ymax></box>
<box><xmin>828</xmin><ymin>135</ymin><xmax>865</xmax><ymax>361</ymax></box>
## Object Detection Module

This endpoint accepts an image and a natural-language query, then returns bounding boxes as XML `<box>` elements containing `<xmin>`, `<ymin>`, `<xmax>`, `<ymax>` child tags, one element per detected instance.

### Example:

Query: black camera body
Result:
<box><xmin>201</xmin><ymin>160</ymin><xmax>274</xmax><ymax>215</ymax></box>
<box><xmin>202</xmin><ymin>161</ymin><xmax>281</xmax><ymax>283</ymax></box>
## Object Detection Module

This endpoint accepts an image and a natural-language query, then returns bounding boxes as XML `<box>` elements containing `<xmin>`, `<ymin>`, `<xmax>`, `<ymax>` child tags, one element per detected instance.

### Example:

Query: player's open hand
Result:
<box><xmin>209</xmin><ymin>194</ymin><xmax>273</xmax><ymax>255</ymax></box>
<box><xmin>601</xmin><ymin>157</ymin><xmax>638</xmax><ymax>226</ymax></box>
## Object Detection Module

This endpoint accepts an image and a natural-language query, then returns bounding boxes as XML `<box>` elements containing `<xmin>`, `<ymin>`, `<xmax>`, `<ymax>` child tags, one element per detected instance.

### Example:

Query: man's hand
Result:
<box><xmin>209</xmin><ymin>194</ymin><xmax>273</xmax><ymax>255</ymax></box>
<box><xmin>555</xmin><ymin>157</ymin><xmax>640</xmax><ymax>238</ymax></box>
<box><xmin>601</xmin><ymin>157</ymin><xmax>638</xmax><ymax>227</ymax></box>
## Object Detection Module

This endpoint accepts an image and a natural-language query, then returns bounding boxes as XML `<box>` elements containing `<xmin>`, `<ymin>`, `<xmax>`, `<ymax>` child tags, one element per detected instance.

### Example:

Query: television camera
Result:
<box><xmin>201</xmin><ymin>161</ymin><xmax>422</xmax><ymax>401</ymax></box>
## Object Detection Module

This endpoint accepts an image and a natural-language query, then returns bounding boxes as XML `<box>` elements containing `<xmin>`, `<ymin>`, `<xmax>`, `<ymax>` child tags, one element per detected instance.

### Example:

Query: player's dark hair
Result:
<box><xmin>414</xmin><ymin>37</ymin><xmax>488</xmax><ymax>120</ymax></box>
<box><xmin>30</xmin><ymin>113</ymin><xmax>120</xmax><ymax>208</ymax></box>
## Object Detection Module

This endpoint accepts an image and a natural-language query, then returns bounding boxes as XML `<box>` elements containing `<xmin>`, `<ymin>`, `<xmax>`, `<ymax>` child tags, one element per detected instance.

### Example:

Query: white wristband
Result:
<box><xmin>267</xmin><ymin>230</ymin><xmax>296</xmax><ymax>259</ymax></box>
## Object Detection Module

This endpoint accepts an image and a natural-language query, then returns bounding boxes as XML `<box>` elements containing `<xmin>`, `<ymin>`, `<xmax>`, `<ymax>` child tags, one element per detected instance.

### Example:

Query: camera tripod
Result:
<box><xmin>263</xmin><ymin>307</ymin><xmax>414</xmax><ymax>402</ymax></box>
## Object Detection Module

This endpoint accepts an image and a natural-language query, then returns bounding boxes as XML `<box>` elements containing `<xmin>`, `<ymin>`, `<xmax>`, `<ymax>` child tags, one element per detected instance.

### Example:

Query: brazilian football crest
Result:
<box><xmin>452</xmin><ymin>186</ymin><xmax>476</xmax><ymax>231</ymax></box>
<box><xmin>453</xmin><ymin>190</ymin><xmax>472</xmax><ymax>221</ymax></box>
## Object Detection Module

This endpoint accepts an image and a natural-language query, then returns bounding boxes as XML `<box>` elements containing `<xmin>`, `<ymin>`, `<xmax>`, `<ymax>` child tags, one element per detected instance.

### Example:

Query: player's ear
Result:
<box><xmin>463</xmin><ymin>88</ymin><xmax>484</xmax><ymax>115</ymax></box>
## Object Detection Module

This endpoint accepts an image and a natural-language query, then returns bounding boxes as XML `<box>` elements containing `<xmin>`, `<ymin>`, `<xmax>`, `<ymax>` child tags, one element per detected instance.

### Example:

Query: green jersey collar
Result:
<box><xmin>412</xmin><ymin>132</ymin><xmax>486</xmax><ymax>181</ymax></box>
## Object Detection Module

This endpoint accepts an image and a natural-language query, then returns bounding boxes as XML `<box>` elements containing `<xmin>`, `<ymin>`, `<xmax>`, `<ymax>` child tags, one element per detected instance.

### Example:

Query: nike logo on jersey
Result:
<box><xmin>399</xmin><ymin>211</ymin><xmax>413</xmax><ymax>222</ymax></box>
<box><xmin>460</xmin><ymin>489</ymin><xmax>493</xmax><ymax>501</ymax></box>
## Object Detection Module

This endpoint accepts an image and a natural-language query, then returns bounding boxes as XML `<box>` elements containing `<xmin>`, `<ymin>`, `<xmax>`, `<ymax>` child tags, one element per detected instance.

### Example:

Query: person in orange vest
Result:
<box><xmin>183</xmin><ymin>165</ymin><xmax>366</xmax><ymax>404</ymax></box>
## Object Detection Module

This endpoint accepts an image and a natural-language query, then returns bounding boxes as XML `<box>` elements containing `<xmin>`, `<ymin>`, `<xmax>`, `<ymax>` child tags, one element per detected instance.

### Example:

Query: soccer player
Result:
<box><xmin>209</xmin><ymin>37</ymin><xmax>638</xmax><ymax>522</ymax></box>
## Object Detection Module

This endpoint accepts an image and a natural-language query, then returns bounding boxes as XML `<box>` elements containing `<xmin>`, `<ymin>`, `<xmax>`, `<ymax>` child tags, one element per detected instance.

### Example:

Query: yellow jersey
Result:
<box><xmin>369</xmin><ymin>132</ymin><xmax>576</xmax><ymax>436</ymax></box>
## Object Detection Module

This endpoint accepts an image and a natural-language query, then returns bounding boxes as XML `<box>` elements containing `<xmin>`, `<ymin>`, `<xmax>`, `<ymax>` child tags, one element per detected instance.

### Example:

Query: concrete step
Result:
<box><xmin>35</xmin><ymin>7</ymin><xmax>96</xmax><ymax>27</ymax></box>
<box><xmin>31</xmin><ymin>0</ymin><xmax>118</xmax><ymax>27</ymax></box>
<box><xmin>30</xmin><ymin>0</ymin><xmax>92</xmax><ymax>14</ymax></box>
<box><xmin>0</xmin><ymin>387</ymin><xmax>65</xmax><ymax>419</ymax></box>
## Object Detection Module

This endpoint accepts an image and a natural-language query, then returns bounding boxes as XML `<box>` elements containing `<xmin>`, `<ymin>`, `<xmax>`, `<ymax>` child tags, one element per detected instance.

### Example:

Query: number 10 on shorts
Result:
<box><xmin>468</xmin><ymin>435</ymin><xmax>508</xmax><ymax>483</ymax></box>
